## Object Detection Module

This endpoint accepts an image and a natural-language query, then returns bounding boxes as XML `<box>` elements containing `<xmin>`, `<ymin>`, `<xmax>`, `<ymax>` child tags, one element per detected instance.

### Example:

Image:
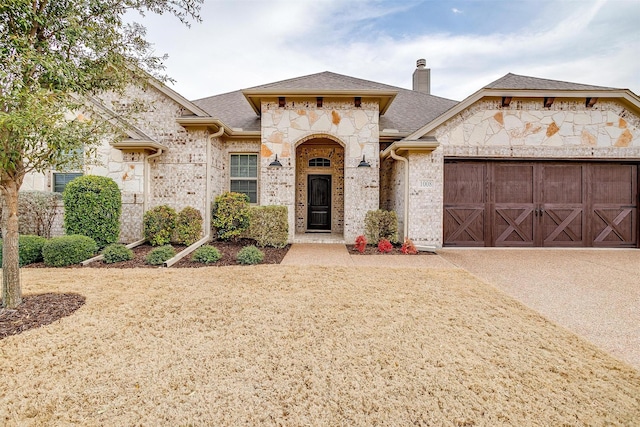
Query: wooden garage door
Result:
<box><xmin>444</xmin><ymin>161</ymin><xmax>638</xmax><ymax>247</ymax></box>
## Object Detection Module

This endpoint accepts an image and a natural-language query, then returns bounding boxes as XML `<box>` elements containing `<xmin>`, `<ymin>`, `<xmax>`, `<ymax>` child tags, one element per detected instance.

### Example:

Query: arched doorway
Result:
<box><xmin>295</xmin><ymin>137</ymin><xmax>345</xmax><ymax>234</ymax></box>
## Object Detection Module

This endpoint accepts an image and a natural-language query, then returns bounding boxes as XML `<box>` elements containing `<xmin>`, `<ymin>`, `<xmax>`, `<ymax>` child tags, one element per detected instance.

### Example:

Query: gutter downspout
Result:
<box><xmin>164</xmin><ymin>126</ymin><xmax>224</xmax><ymax>267</ymax></box>
<box><xmin>389</xmin><ymin>149</ymin><xmax>409</xmax><ymax>241</ymax></box>
<box><xmin>144</xmin><ymin>148</ymin><xmax>164</xmax><ymax>215</ymax></box>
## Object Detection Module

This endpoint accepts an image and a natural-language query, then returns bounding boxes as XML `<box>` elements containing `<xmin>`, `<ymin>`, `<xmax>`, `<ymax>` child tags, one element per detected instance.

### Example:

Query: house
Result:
<box><xmin>22</xmin><ymin>60</ymin><xmax>640</xmax><ymax>248</ymax></box>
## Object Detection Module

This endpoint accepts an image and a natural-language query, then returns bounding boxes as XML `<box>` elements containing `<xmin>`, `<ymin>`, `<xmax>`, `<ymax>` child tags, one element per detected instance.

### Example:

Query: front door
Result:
<box><xmin>307</xmin><ymin>175</ymin><xmax>331</xmax><ymax>230</ymax></box>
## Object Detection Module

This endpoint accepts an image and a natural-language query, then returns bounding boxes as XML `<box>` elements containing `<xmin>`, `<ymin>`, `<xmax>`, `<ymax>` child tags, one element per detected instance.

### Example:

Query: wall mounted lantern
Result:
<box><xmin>269</xmin><ymin>154</ymin><xmax>283</xmax><ymax>167</ymax></box>
<box><xmin>357</xmin><ymin>155</ymin><xmax>370</xmax><ymax>167</ymax></box>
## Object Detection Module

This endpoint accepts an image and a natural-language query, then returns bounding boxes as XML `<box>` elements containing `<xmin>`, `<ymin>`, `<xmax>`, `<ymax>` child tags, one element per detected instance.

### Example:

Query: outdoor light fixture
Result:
<box><xmin>269</xmin><ymin>154</ymin><xmax>283</xmax><ymax>167</ymax></box>
<box><xmin>357</xmin><ymin>155</ymin><xmax>370</xmax><ymax>167</ymax></box>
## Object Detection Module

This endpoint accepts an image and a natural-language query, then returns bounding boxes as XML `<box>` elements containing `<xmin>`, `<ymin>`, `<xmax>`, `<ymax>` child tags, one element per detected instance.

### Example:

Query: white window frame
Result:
<box><xmin>229</xmin><ymin>153</ymin><xmax>259</xmax><ymax>204</ymax></box>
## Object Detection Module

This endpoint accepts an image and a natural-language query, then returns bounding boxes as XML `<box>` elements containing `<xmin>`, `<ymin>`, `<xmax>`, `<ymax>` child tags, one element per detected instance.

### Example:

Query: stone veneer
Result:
<box><xmin>400</xmin><ymin>98</ymin><xmax>640</xmax><ymax>248</ymax></box>
<box><xmin>259</xmin><ymin>99</ymin><xmax>380</xmax><ymax>242</ymax></box>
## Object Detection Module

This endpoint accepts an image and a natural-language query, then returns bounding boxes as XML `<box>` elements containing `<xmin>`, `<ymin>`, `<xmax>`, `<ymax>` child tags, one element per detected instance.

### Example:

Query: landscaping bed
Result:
<box><xmin>22</xmin><ymin>239</ymin><xmax>290</xmax><ymax>268</ymax></box>
<box><xmin>346</xmin><ymin>244</ymin><xmax>436</xmax><ymax>255</ymax></box>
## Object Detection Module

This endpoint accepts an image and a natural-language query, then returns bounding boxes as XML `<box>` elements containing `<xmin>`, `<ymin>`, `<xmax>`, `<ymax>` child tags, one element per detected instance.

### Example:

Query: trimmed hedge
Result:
<box><xmin>102</xmin><ymin>243</ymin><xmax>134</xmax><ymax>264</ymax></box>
<box><xmin>63</xmin><ymin>176</ymin><xmax>121</xmax><ymax>248</ymax></box>
<box><xmin>173</xmin><ymin>206</ymin><xmax>203</xmax><ymax>246</ymax></box>
<box><xmin>244</xmin><ymin>205</ymin><xmax>288</xmax><ymax>248</ymax></box>
<box><xmin>364</xmin><ymin>209</ymin><xmax>399</xmax><ymax>244</ymax></box>
<box><xmin>145</xmin><ymin>245</ymin><xmax>175</xmax><ymax>266</ymax></box>
<box><xmin>0</xmin><ymin>235</ymin><xmax>47</xmax><ymax>266</ymax></box>
<box><xmin>236</xmin><ymin>245</ymin><xmax>264</xmax><ymax>265</ymax></box>
<box><xmin>42</xmin><ymin>235</ymin><xmax>98</xmax><ymax>267</ymax></box>
<box><xmin>212</xmin><ymin>192</ymin><xmax>250</xmax><ymax>241</ymax></box>
<box><xmin>191</xmin><ymin>245</ymin><xmax>222</xmax><ymax>264</ymax></box>
<box><xmin>144</xmin><ymin>205</ymin><xmax>177</xmax><ymax>246</ymax></box>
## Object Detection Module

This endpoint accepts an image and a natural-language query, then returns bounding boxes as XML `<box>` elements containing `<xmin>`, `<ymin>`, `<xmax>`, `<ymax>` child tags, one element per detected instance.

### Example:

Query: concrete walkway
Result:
<box><xmin>281</xmin><ymin>244</ymin><xmax>640</xmax><ymax>371</ymax></box>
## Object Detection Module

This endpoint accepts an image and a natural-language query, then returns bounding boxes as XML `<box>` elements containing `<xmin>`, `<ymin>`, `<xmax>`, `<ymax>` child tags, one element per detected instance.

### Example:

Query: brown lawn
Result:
<box><xmin>1</xmin><ymin>266</ymin><xmax>639</xmax><ymax>426</ymax></box>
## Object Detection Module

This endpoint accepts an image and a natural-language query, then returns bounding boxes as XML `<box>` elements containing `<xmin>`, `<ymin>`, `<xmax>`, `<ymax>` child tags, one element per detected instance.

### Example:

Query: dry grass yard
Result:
<box><xmin>1</xmin><ymin>266</ymin><xmax>639</xmax><ymax>426</ymax></box>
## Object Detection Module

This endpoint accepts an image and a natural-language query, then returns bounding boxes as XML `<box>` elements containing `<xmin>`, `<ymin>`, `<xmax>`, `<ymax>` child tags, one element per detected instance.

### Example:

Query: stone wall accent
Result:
<box><xmin>405</xmin><ymin>150</ymin><xmax>444</xmax><ymax>246</ymax></box>
<box><xmin>436</xmin><ymin>99</ymin><xmax>640</xmax><ymax>158</ymax></box>
<box><xmin>259</xmin><ymin>99</ymin><xmax>380</xmax><ymax>242</ymax></box>
<box><xmin>380</xmin><ymin>157</ymin><xmax>405</xmax><ymax>240</ymax></box>
<box><xmin>294</xmin><ymin>143</ymin><xmax>345</xmax><ymax>234</ymax></box>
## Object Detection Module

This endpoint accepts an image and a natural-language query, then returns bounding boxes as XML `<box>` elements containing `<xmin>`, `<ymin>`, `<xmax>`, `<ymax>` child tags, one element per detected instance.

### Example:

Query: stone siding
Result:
<box><xmin>259</xmin><ymin>99</ymin><xmax>380</xmax><ymax>242</ymax></box>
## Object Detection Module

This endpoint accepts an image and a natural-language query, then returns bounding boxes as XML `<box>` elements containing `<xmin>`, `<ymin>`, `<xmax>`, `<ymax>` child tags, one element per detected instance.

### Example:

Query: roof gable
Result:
<box><xmin>192</xmin><ymin>72</ymin><xmax>457</xmax><ymax>134</ymax></box>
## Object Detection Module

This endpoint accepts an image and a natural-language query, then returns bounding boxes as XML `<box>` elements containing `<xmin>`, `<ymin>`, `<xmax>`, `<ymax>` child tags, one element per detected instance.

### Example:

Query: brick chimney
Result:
<box><xmin>412</xmin><ymin>58</ymin><xmax>430</xmax><ymax>94</ymax></box>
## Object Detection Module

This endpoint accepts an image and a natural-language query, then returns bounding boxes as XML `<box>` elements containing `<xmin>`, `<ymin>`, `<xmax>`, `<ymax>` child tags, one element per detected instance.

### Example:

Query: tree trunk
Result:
<box><xmin>1</xmin><ymin>180</ymin><xmax>22</xmax><ymax>308</ymax></box>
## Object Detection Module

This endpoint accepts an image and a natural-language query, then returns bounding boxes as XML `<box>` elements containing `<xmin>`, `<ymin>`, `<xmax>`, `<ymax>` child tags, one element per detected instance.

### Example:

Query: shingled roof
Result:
<box><xmin>192</xmin><ymin>71</ymin><xmax>458</xmax><ymax>134</ymax></box>
<box><xmin>485</xmin><ymin>73</ymin><xmax>618</xmax><ymax>91</ymax></box>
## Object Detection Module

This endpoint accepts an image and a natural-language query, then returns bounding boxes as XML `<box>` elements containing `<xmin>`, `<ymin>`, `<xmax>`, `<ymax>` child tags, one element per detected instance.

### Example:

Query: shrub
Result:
<box><xmin>144</xmin><ymin>205</ymin><xmax>177</xmax><ymax>246</ymax></box>
<box><xmin>236</xmin><ymin>245</ymin><xmax>264</xmax><ymax>265</ymax></box>
<box><xmin>377</xmin><ymin>238</ymin><xmax>393</xmax><ymax>253</ymax></box>
<box><xmin>212</xmin><ymin>192</ymin><xmax>250</xmax><ymax>241</ymax></box>
<box><xmin>172</xmin><ymin>206</ymin><xmax>203</xmax><ymax>246</ymax></box>
<box><xmin>42</xmin><ymin>235</ymin><xmax>98</xmax><ymax>267</ymax></box>
<box><xmin>191</xmin><ymin>245</ymin><xmax>222</xmax><ymax>264</ymax></box>
<box><xmin>145</xmin><ymin>245</ymin><xmax>176</xmax><ymax>266</ymax></box>
<box><xmin>0</xmin><ymin>235</ymin><xmax>46</xmax><ymax>266</ymax></box>
<box><xmin>102</xmin><ymin>243</ymin><xmax>134</xmax><ymax>264</ymax></box>
<box><xmin>354</xmin><ymin>235</ymin><xmax>367</xmax><ymax>253</ymax></box>
<box><xmin>63</xmin><ymin>176</ymin><xmax>121</xmax><ymax>248</ymax></box>
<box><xmin>365</xmin><ymin>209</ymin><xmax>399</xmax><ymax>244</ymax></box>
<box><xmin>18</xmin><ymin>191</ymin><xmax>61</xmax><ymax>238</ymax></box>
<box><xmin>245</xmin><ymin>205</ymin><xmax>288</xmax><ymax>248</ymax></box>
<box><xmin>401</xmin><ymin>237</ymin><xmax>418</xmax><ymax>255</ymax></box>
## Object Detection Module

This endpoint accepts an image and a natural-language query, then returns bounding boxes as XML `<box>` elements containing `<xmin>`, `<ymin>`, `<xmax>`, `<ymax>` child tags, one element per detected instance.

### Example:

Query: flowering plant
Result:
<box><xmin>401</xmin><ymin>237</ymin><xmax>418</xmax><ymax>255</ymax></box>
<box><xmin>377</xmin><ymin>238</ymin><xmax>393</xmax><ymax>253</ymax></box>
<box><xmin>354</xmin><ymin>235</ymin><xmax>367</xmax><ymax>253</ymax></box>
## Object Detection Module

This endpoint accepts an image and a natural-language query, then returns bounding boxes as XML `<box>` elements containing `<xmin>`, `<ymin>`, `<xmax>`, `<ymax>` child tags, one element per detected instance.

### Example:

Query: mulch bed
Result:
<box><xmin>346</xmin><ymin>245</ymin><xmax>437</xmax><ymax>255</ymax></box>
<box><xmin>0</xmin><ymin>293</ymin><xmax>85</xmax><ymax>340</ymax></box>
<box><xmin>24</xmin><ymin>239</ymin><xmax>290</xmax><ymax>268</ymax></box>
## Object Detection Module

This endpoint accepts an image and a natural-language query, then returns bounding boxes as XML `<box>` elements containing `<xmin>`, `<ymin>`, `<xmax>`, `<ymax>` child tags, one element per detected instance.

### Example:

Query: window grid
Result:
<box><xmin>230</xmin><ymin>154</ymin><xmax>258</xmax><ymax>203</ymax></box>
<box><xmin>309</xmin><ymin>158</ymin><xmax>331</xmax><ymax>167</ymax></box>
<box><xmin>53</xmin><ymin>173</ymin><xmax>83</xmax><ymax>193</ymax></box>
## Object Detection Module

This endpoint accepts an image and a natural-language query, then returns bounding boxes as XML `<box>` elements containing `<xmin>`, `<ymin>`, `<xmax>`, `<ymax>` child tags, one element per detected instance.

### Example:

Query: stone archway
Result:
<box><xmin>295</xmin><ymin>137</ymin><xmax>345</xmax><ymax>234</ymax></box>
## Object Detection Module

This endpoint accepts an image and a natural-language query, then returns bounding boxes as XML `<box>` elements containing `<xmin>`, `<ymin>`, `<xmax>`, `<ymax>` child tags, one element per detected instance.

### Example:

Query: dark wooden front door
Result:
<box><xmin>444</xmin><ymin>161</ymin><xmax>638</xmax><ymax>247</ymax></box>
<box><xmin>307</xmin><ymin>175</ymin><xmax>331</xmax><ymax>230</ymax></box>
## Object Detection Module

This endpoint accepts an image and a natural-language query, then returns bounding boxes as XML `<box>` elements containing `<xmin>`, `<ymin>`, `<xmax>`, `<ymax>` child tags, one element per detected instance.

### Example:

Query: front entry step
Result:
<box><xmin>293</xmin><ymin>233</ymin><xmax>345</xmax><ymax>244</ymax></box>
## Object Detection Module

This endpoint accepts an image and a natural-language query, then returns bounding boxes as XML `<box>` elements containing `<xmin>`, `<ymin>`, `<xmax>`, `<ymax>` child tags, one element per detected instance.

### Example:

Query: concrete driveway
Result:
<box><xmin>438</xmin><ymin>249</ymin><xmax>640</xmax><ymax>371</ymax></box>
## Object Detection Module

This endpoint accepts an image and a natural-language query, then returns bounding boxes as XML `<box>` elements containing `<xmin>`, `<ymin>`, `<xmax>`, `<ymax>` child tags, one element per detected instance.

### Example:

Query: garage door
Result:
<box><xmin>444</xmin><ymin>161</ymin><xmax>639</xmax><ymax>247</ymax></box>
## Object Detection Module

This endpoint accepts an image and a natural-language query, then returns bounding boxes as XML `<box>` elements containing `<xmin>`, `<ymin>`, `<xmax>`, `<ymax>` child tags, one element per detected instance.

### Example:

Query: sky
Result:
<box><xmin>133</xmin><ymin>0</ymin><xmax>640</xmax><ymax>102</ymax></box>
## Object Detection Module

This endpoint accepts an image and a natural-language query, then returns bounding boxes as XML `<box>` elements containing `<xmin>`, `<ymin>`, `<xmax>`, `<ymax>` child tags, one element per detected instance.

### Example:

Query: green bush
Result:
<box><xmin>144</xmin><ymin>205</ymin><xmax>177</xmax><ymax>246</ymax></box>
<box><xmin>102</xmin><ymin>243</ymin><xmax>134</xmax><ymax>264</ymax></box>
<box><xmin>364</xmin><ymin>209</ymin><xmax>399</xmax><ymax>244</ymax></box>
<box><xmin>245</xmin><ymin>205</ymin><xmax>288</xmax><ymax>248</ymax></box>
<box><xmin>212</xmin><ymin>192</ymin><xmax>250</xmax><ymax>241</ymax></box>
<box><xmin>191</xmin><ymin>245</ymin><xmax>222</xmax><ymax>264</ymax></box>
<box><xmin>145</xmin><ymin>245</ymin><xmax>176</xmax><ymax>266</ymax></box>
<box><xmin>18</xmin><ymin>191</ymin><xmax>61</xmax><ymax>238</ymax></box>
<box><xmin>63</xmin><ymin>176</ymin><xmax>121</xmax><ymax>248</ymax></box>
<box><xmin>173</xmin><ymin>206</ymin><xmax>203</xmax><ymax>245</ymax></box>
<box><xmin>42</xmin><ymin>235</ymin><xmax>98</xmax><ymax>267</ymax></box>
<box><xmin>236</xmin><ymin>245</ymin><xmax>264</xmax><ymax>265</ymax></box>
<box><xmin>0</xmin><ymin>235</ymin><xmax>47</xmax><ymax>266</ymax></box>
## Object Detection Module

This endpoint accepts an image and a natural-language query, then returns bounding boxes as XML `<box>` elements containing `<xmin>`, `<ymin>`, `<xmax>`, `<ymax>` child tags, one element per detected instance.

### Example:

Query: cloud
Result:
<box><xmin>451</xmin><ymin>8</ymin><xmax>463</xmax><ymax>14</ymax></box>
<box><xmin>135</xmin><ymin>0</ymin><xmax>640</xmax><ymax>101</ymax></box>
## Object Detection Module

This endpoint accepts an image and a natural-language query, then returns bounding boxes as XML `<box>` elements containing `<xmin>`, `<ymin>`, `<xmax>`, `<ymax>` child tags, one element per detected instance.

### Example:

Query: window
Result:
<box><xmin>309</xmin><ymin>158</ymin><xmax>330</xmax><ymax>167</ymax></box>
<box><xmin>230</xmin><ymin>154</ymin><xmax>258</xmax><ymax>203</ymax></box>
<box><xmin>53</xmin><ymin>173</ymin><xmax>83</xmax><ymax>193</ymax></box>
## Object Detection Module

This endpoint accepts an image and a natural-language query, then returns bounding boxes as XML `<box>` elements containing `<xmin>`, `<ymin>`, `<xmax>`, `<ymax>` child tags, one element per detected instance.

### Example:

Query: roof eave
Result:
<box><xmin>111</xmin><ymin>140</ymin><xmax>168</xmax><ymax>153</ymax></box>
<box><xmin>242</xmin><ymin>89</ymin><xmax>398</xmax><ymax>115</ymax></box>
<box><xmin>175</xmin><ymin>117</ymin><xmax>261</xmax><ymax>138</ymax></box>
